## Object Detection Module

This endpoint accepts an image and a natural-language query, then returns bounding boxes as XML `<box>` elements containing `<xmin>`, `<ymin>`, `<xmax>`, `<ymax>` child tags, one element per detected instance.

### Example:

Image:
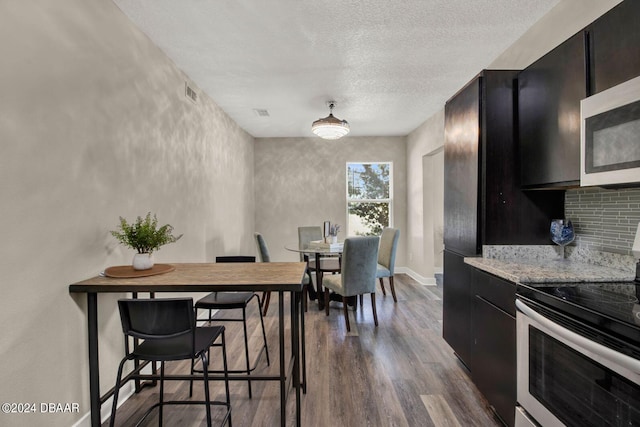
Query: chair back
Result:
<box><xmin>297</xmin><ymin>226</ymin><xmax>323</xmax><ymax>261</ymax></box>
<box><xmin>341</xmin><ymin>236</ymin><xmax>380</xmax><ymax>296</ymax></box>
<box><xmin>118</xmin><ymin>298</ymin><xmax>195</xmax><ymax>341</ymax></box>
<box><xmin>216</xmin><ymin>255</ymin><xmax>256</xmax><ymax>263</ymax></box>
<box><xmin>254</xmin><ymin>232</ymin><xmax>271</xmax><ymax>262</ymax></box>
<box><xmin>378</xmin><ymin>228</ymin><xmax>400</xmax><ymax>274</ymax></box>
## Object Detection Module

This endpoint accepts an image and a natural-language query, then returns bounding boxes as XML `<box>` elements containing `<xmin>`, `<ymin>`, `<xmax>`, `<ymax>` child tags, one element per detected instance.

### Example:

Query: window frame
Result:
<box><xmin>345</xmin><ymin>161</ymin><xmax>393</xmax><ymax>236</ymax></box>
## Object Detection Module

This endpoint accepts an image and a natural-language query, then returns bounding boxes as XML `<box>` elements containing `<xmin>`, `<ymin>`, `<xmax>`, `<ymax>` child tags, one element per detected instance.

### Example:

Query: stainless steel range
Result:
<box><xmin>515</xmin><ymin>281</ymin><xmax>640</xmax><ymax>427</ymax></box>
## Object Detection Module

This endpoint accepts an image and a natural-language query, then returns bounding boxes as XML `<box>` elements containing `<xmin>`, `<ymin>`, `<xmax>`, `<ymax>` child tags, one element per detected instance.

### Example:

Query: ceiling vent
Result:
<box><xmin>185</xmin><ymin>82</ymin><xmax>197</xmax><ymax>103</ymax></box>
<box><xmin>253</xmin><ymin>109</ymin><xmax>270</xmax><ymax>117</ymax></box>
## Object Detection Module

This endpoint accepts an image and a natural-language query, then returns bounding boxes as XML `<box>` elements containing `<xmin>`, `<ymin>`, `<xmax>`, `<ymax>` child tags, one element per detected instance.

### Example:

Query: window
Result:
<box><xmin>346</xmin><ymin>162</ymin><xmax>392</xmax><ymax>236</ymax></box>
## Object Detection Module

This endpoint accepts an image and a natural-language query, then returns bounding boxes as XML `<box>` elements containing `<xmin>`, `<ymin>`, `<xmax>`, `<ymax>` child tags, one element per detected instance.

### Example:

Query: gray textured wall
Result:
<box><xmin>254</xmin><ymin>136</ymin><xmax>406</xmax><ymax>265</ymax></box>
<box><xmin>0</xmin><ymin>1</ymin><xmax>254</xmax><ymax>425</ymax></box>
<box><xmin>566</xmin><ymin>188</ymin><xmax>640</xmax><ymax>255</ymax></box>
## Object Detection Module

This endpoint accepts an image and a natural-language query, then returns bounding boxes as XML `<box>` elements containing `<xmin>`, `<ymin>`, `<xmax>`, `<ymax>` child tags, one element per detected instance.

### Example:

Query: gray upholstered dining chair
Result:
<box><xmin>256</xmin><ymin>232</ymin><xmax>312</xmax><ymax>315</ymax></box>
<box><xmin>254</xmin><ymin>232</ymin><xmax>273</xmax><ymax>316</ymax></box>
<box><xmin>376</xmin><ymin>227</ymin><xmax>400</xmax><ymax>302</ymax></box>
<box><xmin>322</xmin><ymin>236</ymin><xmax>380</xmax><ymax>332</ymax></box>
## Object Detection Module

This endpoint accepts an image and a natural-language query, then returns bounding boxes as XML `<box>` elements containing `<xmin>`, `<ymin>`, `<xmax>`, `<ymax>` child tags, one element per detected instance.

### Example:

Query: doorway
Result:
<box><xmin>423</xmin><ymin>148</ymin><xmax>444</xmax><ymax>275</ymax></box>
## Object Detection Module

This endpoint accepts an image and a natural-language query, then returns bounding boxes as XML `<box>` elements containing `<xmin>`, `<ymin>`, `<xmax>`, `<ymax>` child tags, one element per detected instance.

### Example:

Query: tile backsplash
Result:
<box><xmin>565</xmin><ymin>187</ymin><xmax>640</xmax><ymax>256</ymax></box>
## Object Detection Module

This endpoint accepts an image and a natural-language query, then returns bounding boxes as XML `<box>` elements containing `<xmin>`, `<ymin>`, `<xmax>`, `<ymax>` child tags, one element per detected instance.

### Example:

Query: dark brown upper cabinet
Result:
<box><xmin>588</xmin><ymin>0</ymin><xmax>640</xmax><ymax>95</ymax></box>
<box><xmin>518</xmin><ymin>32</ymin><xmax>586</xmax><ymax>189</ymax></box>
<box><xmin>445</xmin><ymin>70</ymin><xmax>565</xmax><ymax>254</ymax></box>
<box><xmin>518</xmin><ymin>0</ymin><xmax>640</xmax><ymax>189</ymax></box>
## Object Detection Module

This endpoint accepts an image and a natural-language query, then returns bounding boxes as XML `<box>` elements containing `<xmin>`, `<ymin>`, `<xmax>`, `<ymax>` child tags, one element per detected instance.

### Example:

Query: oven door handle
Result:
<box><xmin>516</xmin><ymin>298</ymin><xmax>640</xmax><ymax>374</ymax></box>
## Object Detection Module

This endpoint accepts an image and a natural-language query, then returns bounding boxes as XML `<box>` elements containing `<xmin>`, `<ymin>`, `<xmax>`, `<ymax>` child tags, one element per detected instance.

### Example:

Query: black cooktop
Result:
<box><xmin>517</xmin><ymin>281</ymin><xmax>640</xmax><ymax>348</ymax></box>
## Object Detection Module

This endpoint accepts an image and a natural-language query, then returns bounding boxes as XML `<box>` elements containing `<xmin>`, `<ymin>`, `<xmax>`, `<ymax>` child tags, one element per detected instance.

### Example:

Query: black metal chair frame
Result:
<box><xmin>109</xmin><ymin>298</ymin><xmax>232</xmax><ymax>427</ymax></box>
<box><xmin>191</xmin><ymin>256</ymin><xmax>270</xmax><ymax>399</ymax></box>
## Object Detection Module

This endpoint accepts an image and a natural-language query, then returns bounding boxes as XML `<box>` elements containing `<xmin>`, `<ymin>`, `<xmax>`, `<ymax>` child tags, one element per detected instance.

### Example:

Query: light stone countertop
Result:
<box><xmin>464</xmin><ymin>245</ymin><xmax>636</xmax><ymax>284</ymax></box>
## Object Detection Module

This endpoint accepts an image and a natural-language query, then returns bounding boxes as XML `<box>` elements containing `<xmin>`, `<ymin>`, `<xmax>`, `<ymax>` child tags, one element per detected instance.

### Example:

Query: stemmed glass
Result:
<box><xmin>550</xmin><ymin>219</ymin><xmax>575</xmax><ymax>254</ymax></box>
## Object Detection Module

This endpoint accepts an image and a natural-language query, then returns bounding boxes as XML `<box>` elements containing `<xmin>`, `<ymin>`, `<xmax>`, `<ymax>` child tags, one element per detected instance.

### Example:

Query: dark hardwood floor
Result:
<box><xmin>105</xmin><ymin>274</ymin><xmax>501</xmax><ymax>426</ymax></box>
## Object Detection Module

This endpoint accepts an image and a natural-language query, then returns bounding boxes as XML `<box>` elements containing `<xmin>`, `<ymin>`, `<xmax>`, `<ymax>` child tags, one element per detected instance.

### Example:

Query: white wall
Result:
<box><xmin>0</xmin><ymin>1</ymin><xmax>255</xmax><ymax>426</ymax></box>
<box><xmin>254</xmin><ymin>136</ymin><xmax>407</xmax><ymax>268</ymax></box>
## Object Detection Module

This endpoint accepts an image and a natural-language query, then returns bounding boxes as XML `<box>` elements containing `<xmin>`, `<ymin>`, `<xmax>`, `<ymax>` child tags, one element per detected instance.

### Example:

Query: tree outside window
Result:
<box><xmin>347</xmin><ymin>162</ymin><xmax>392</xmax><ymax>236</ymax></box>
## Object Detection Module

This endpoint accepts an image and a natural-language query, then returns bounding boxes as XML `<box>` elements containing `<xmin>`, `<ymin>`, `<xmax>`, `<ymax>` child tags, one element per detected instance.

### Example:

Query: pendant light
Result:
<box><xmin>311</xmin><ymin>101</ymin><xmax>350</xmax><ymax>139</ymax></box>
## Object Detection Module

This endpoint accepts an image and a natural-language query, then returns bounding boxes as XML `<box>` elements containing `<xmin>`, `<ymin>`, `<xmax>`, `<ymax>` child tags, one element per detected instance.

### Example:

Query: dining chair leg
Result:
<box><xmin>389</xmin><ymin>276</ymin><xmax>397</xmax><ymax>302</ymax></box>
<box><xmin>379</xmin><ymin>277</ymin><xmax>387</xmax><ymax>296</ymax></box>
<box><xmin>159</xmin><ymin>361</ymin><xmax>165</xmax><ymax>427</ymax></box>
<box><xmin>303</xmin><ymin>284</ymin><xmax>308</xmax><ymax>312</ymax></box>
<box><xmin>220</xmin><ymin>331</ymin><xmax>232</xmax><ymax>427</ymax></box>
<box><xmin>189</xmin><ymin>358</ymin><xmax>195</xmax><ymax>397</ymax></box>
<box><xmin>359</xmin><ymin>294</ymin><xmax>363</xmax><ymax>307</ymax></box>
<box><xmin>255</xmin><ymin>294</ymin><xmax>270</xmax><ymax>366</ymax></box>
<box><xmin>109</xmin><ymin>357</ymin><xmax>128</xmax><ymax>427</ymax></box>
<box><xmin>342</xmin><ymin>296</ymin><xmax>351</xmax><ymax>332</ymax></box>
<box><xmin>241</xmin><ymin>306</ymin><xmax>252</xmax><ymax>398</ymax></box>
<box><xmin>262</xmin><ymin>291</ymin><xmax>271</xmax><ymax>316</ymax></box>
<box><xmin>371</xmin><ymin>292</ymin><xmax>378</xmax><ymax>327</ymax></box>
<box><xmin>324</xmin><ymin>289</ymin><xmax>330</xmax><ymax>316</ymax></box>
<box><xmin>201</xmin><ymin>352</ymin><xmax>213</xmax><ymax>427</ymax></box>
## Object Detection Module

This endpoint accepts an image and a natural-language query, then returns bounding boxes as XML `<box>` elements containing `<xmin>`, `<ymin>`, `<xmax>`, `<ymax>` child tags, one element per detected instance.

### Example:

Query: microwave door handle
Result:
<box><xmin>516</xmin><ymin>298</ymin><xmax>640</xmax><ymax>375</ymax></box>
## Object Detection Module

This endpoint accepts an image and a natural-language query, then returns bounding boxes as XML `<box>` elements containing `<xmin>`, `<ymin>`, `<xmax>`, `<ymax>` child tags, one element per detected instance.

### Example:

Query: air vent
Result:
<box><xmin>253</xmin><ymin>109</ymin><xmax>270</xmax><ymax>117</ymax></box>
<box><xmin>185</xmin><ymin>82</ymin><xmax>197</xmax><ymax>103</ymax></box>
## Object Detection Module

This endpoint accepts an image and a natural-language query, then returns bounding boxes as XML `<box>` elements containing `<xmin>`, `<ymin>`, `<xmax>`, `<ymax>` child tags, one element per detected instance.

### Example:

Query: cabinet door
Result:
<box><xmin>480</xmin><ymin>71</ymin><xmax>563</xmax><ymax>245</ymax></box>
<box><xmin>589</xmin><ymin>0</ymin><xmax>640</xmax><ymax>94</ymax></box>
<box><xmin>482</xmin><ymin>71</ymin><xmax>519</xmax><ymax>245</ymax></box>
<box><xmin>472</xmin><ymin>295</ymin><xmax>516</xmax><ymax>427</ymax></box>
<box><xmin>518</xmin><ymin>32</ymin><xmax>586</xmax><ymax>188</ymax></box>
<box><xmin>444</xmin><ymin>77</ymin><xmax>481</xmax><ymax>256</ymax></box>
<box><xmin>442</xmin><ymin>250</ymin><xmax>472</xmax><ymax>369</ymax></box>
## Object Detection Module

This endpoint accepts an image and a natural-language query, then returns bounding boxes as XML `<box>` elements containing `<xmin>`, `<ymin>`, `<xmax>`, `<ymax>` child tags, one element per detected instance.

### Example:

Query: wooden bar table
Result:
<box><xmin>69</xmin><ymin>262</ymin><xmax>307</xmax><ymax>427</ymax></box>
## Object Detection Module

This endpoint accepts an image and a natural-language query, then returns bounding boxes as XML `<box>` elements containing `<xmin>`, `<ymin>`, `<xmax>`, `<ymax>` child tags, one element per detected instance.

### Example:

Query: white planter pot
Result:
<box><xmin>331</xmin><ymin>235</ymin><xmax>338</xmax><ymax>244</ymax></box>
<box><xmin>132</xmin><ymin>253</ymin><xmax>154</xmax><ymax>270</ymax></box>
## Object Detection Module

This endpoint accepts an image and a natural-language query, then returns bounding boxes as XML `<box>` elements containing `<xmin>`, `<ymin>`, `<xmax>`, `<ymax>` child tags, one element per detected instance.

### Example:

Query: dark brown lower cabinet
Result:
<box><xmin>442</xmin><ymin>250</ymin><xmax>473</xmax><ymax>369</ymax></box>
<box><xmin>471</xmin><ymin>269</ymin><xmax>516</xmax><ymax>427</ymax></box>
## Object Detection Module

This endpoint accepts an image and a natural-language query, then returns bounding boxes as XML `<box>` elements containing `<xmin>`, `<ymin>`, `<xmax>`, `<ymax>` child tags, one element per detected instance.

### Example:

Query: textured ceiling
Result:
<box><xmin>113</xmin><ymin>0</ymin><xmax>561</xmax><ymax>138</ymax></box>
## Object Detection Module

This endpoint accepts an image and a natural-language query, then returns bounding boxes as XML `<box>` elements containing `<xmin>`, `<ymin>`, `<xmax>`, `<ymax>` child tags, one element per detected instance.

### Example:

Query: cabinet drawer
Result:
<box><xmin>472</xmin><ymin>295</ymin><xmax>516</xmax><ymax>427</ymax></box>
<box><xmin>473</xmin><ymin>269</ymin><xmax>516</xmax><ymax>316</ymax></box>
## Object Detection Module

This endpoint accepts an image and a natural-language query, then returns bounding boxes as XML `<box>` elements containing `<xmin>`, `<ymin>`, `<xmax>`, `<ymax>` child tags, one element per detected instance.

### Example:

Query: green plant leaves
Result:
<box><xmin>110</xmin><ymin>212</ymin><xmax>182</xmax><ymax>254</ymax></box>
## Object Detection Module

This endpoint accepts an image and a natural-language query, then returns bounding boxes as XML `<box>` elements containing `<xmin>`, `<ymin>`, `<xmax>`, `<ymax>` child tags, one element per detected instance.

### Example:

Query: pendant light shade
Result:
<box><xmin>311</xmin><ymin>101</ymin><xmax>350</xmax><ymax>139</ymax></box>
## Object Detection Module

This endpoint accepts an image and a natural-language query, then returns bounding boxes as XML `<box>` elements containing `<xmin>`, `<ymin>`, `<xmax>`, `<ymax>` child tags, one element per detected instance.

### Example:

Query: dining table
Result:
<box><xmin>285</xmin><ymin>243</ymin><xmax>342</xmax><ymax>309</ymax></box>
<box><xmin>69</xmin><ymin>261</ymin><xmax>307</xmax><ymax>427</ymax></box>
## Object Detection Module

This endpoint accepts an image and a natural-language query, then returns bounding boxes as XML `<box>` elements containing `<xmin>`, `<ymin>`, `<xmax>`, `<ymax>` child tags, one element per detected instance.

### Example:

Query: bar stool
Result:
<box><xmin>191</xmin><ymin>256</ymin><xmax>269</xmax><ymax>399</ymax></box>
<box><xmin>110</xmin><ymin>298</ymin><xmax>232</xmax><ymax>427</ymax></box>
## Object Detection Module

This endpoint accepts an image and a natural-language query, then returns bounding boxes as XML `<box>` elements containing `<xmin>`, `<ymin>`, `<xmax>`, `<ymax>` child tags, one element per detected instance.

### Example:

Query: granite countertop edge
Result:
<box><xmin>464</xmin><ymin>256</ymin><xmax>635</xmax><ymax>284</ymax></box>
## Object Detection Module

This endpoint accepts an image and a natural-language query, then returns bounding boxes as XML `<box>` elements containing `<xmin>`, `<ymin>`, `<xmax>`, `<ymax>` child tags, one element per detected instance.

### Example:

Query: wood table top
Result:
<box><xmin>69</xmin><ymin>262</ymin><xmax>307</xmax><ymax>293</ymax></box>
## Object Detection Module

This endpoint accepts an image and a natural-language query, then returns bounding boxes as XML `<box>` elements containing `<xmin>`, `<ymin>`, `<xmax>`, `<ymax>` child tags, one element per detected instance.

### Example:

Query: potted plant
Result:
<box><xmin>111</xmin><ymin>213</ymin><xmax>182</xmax><ymax>270</ymax></box>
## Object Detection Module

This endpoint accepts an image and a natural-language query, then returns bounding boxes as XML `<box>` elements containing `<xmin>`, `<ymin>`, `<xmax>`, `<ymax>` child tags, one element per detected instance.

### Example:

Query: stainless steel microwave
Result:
<box><xmin>581</xmin><ymin>75</ymin><xmax>640</xmax><ymax>187</ymax></box>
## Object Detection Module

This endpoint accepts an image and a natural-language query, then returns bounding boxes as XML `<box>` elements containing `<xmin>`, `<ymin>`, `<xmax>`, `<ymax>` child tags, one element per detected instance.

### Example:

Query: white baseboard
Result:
<box><xmin>395</xmin><ymin>267</ymin><xmax>437</xmax><ymax>285</ymax></box>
